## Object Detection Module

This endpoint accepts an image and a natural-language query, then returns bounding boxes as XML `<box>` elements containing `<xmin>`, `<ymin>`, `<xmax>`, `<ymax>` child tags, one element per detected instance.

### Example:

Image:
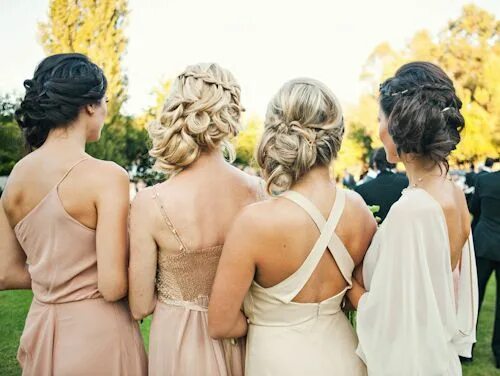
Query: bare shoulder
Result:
<box><xmin>340</xmin><ymin>189</ymin><xmax>378</xmax><ymax>264</ymax></box>
<box><xmin>131</xmin><ymin>186</ymin><xmax>155</xmax><ymax>212</ymax></box>
<box><xmin>2</xmin><ymin>154</ymin><xmax>41</xmax><ymax>206</ymax></box>
<box><xmin>228</xmin><ymin>164</ymin><xmax>266</xmax><ymax>199</ymax></box>
<box><xmin>86</xmin><ymin>158</ymin><xmax>129</xmax><ymax>186</ymax></box>
<box><xmin>228</xmin><ymin>198</ymin><xmax>283</xmax><ymax>241</ymax></box>
<box><xmin>343</xmin><ymin>189</ymin><xmax>376</xmax><ymax>224</ymax></box>
<box><xmin>3</xmin><ymin>153</ymin><xmax>39</xmax><ymax>189</ymax></box>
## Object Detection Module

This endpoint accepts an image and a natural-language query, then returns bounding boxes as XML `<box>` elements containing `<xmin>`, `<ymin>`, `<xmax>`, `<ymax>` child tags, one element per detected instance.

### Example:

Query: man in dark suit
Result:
<box><xmin>471</xmin><ymin>170</ymin><xmax>500</xmax><ymax>367</ymax></box>
<box><xmin>471</xmin><ymin>157</ymin><xmax>495</xmax><ymax>229</ymax></box>
<box><xmin>355</xmin><ymin>148</ymin><xmax>408</xmax><ymax>223</ymax></box>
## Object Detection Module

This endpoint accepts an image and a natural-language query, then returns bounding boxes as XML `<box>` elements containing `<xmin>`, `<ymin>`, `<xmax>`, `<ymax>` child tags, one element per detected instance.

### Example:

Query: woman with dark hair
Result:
<box><xmin>347</xmin><ymin>62</ymin><xmax>478</xmax><ymax>375</ymax></box>
<box><xmin>0</xmin><ymin>53</ymin><xmax>147</xmax><ymax>375</ymax></box>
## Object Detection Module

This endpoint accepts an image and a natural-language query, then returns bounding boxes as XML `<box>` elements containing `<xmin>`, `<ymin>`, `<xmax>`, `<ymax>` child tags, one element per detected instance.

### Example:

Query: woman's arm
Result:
<box><xmin>208</xmin><ymin>207</ymin><xmax>260</xmax><ymax>339</ymax></box>
<box><xmin>0</xmin><ymin>197</ymin><xmax>31</xmax><ymax>290</ymax></box>
<box><xmin>128</xmin><ymin>189</ymin><xmax>158</xmax><ymax>320</ymax></box>
<box><xmin>94</xmin><ymin>163</ymin><xmax>130</xmax><ymax>302</ymax></box>
<box><xmin>346</xmin><ymin>279</ymin><xmax>366</xmax><ymax>309</ymax></box>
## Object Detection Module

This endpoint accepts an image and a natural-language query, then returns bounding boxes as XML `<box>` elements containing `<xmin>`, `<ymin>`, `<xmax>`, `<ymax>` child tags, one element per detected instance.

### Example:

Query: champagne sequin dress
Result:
<box><xmin>148</xmin><ymin>184</ymin><xmax>264</xmax><ymax>376</ymax></box>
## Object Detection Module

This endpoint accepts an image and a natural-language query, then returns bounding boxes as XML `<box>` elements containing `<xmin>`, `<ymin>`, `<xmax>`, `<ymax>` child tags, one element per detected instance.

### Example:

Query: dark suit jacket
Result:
<box><xmin>465</xmin><ymin>171</ymin><xmax>477</xmax><ymax>188</ymax></box>
<box><xmin>471</xmin><ymin>171</ymin><xmax>500</xmax><ymax>261</ymax></box>
<box><xmin>355</xmin><ymin>170</ymin><xmax>409</xmax><ymax>223</ymax></box>
<box><xmin>471</xmin><ymin>170</ymin><xmax>491</xmax><ymax>229</ymax></box>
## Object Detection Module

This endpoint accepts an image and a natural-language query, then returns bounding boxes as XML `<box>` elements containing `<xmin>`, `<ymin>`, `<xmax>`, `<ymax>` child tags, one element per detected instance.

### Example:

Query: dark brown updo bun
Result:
<box><xmin>379</xmin><ymin>61</ymin><xmax>464</xmax><ymax>171</ymax></box>
<box><xmin>15</xmin><ymin>53</ymin><xmax>107</xmax><ymax>149</ymax></box>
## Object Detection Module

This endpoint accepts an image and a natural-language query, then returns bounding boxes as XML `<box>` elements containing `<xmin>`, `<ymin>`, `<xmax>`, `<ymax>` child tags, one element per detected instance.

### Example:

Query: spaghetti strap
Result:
<box><xmin>56</xmin><ymin>157</ymin><xmax>91</xmax><ymax>188</ymax></box>
<box><xmin>151</xmin><ymin>185</ymin><xmax>189</xmax><ymax>252</ymax></box>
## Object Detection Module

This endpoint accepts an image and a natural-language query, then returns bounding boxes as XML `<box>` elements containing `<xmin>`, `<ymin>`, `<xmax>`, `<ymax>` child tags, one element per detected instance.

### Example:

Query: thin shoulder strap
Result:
<box><xmin>151</xmin><ymin>185</ymin><xmax>188</xmax><ymax>252</ymax></box>
<box><xmin>266</xmin><ymin>189</ymin><xmax>348</xmax><ymax>302</ymax></box>
<box><xmin>281</xmin><ymin>189</ymin><xmax>354</xmax><ymax>286</ymax></box>
<box><xmin>56</xmin><ymin>157</ymin><xmax>90</xmax><ymax>187</ymax></box>
<box><xmin>256</xmin><ymin>178</ymin><xmax>267</xmax><ymax>201</ymax></box>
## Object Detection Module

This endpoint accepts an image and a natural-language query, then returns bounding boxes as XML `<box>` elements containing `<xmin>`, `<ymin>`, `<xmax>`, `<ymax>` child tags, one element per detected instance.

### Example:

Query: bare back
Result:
<box><xmin>2</xmin><ymin>147</ymin><xmax>131</xmax><ymax>302</ymax></box>
<box><xmin>4</xmin><ymin>151</ymin><xmax>102</xmax><ymax>230</ymax></box>
<box><xmin>249</xmin><ymin>187</ymin><xmax>377</xmax><ymax>304</ymax></box>
<box><xmin>146</xmin><ymin>162</ymin><xmax>264</xmax><ymax>255</ymax></box>
<box><xmin>422</xmin><ymin>179</ymin><xmax>471</xmax><ymax>270</ymax></box>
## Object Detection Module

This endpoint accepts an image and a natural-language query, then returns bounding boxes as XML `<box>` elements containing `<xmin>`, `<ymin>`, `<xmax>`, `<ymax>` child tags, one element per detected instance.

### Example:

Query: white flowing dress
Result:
<box><xmin>356</xmin><ymin>188</ymin><xmax>478</xmax><ymax>375</ymax></box>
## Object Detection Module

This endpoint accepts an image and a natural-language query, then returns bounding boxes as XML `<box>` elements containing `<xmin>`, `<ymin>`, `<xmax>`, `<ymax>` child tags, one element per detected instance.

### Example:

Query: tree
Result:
<box><xmin>135</xmin><ymin>80</ymin><xmax>172</xmax><ymax>130</ymax></box>
<box><xmin>38</xmin><ymin>0</ymin><xmax>146</xmax><ymax>170</ymax></box>
<box><xmin>0</xmin><ymin>95</ymin><xmax>24</xmax><ymax>176</ymax></box>
<box><xmin>347</xmin><ymin>4</ymin><xmax>500</xmax><ymax>171</ymax></box>
<box><xmin>234</xmin><ymin>116</ymin><xmax>263</xmax><ymax>167</ymax></box>
<box><xmin>39</xmin><ymin>0</ymin><xmax>128</xmax><ymax>120</ymax></box>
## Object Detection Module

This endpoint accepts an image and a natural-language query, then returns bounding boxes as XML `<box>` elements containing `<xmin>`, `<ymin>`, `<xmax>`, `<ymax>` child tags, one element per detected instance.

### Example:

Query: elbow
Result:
<box><xmin>130</xmin><ymin>304</ymin><xmax>154</xmax><ymax>321</ymax></box>
<box><xmin>208</xmin><ymin>315</ymin><xmax>230</xmax><ymax>340</ymax></box>
<box><xmin>101</xmin><ymin>289</ymin><xmax>127</xmax><ymax>302</ymax></box>
<box><xmin>208</xmin><ymin>325</ymin><xmax>225</xmax><ymax>340</ymax></box>
<box><xmin>99</xmin><ymin>280</ymin><xmax>128</xmax><ymax>302</ymax></box>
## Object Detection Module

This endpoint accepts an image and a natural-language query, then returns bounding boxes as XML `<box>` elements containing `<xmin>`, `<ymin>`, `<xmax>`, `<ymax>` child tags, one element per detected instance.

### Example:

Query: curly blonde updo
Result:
<box><xmin>148</xmin><ymin>63</ymin><xmax>243</xmax><ymax>174</ymax></box>
<box><xmin>257</xmin><ymin>78</ymin><xmax>344</xmax><ymax>195</ymax></box>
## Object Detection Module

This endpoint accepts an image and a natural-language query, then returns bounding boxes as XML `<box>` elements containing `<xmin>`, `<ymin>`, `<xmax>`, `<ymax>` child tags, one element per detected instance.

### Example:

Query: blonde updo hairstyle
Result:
<box><xmin>148</xmin><ymin>63</ymin><xmax>243</xmax><ymax>175</ymax></box>
<box><xmin>257</xmin><ymin>78</ymin><xmax>344</xmax><ymax>195</ymax></box>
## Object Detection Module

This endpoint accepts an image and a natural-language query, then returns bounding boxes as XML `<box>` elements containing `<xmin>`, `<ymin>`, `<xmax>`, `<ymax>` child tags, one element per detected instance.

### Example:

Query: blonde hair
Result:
<box><xmin>257</xmin><ymin>78</ymin><xmax>344</xmax><ymax>195</ymax></box>
<box><xmin>148</xmin><ymin>63</ymin><xmax>242</xmax><ymax>174</ymax></box>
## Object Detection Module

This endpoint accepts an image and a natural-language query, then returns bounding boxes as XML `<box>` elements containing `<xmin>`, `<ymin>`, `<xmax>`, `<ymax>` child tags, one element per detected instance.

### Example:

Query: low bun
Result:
<box><xmin>148</xmin><ymin>63</ymin><xmax>242</xmax><ymax>175</ymax></box>
<box><xmin>257</xmin><ymin>78</ymin><xmax>344</xmax><ymax>195</ymax></box>
<box><xmin>15</xmin><ymin>53</ymin><xmax>107</xmax><ymax>149</ymax></box>
<box><xmin>379</xmin><ymin>62</ymin><xmax>465</xmax><ymax>171</ymax></box>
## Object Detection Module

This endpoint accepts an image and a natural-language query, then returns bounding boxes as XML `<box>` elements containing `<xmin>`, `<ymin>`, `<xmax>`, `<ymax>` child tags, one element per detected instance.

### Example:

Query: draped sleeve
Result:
<box><xmin>356</xmin><ymin>189</ymin><xmax>478</xmax><ymax>375</ymax></box>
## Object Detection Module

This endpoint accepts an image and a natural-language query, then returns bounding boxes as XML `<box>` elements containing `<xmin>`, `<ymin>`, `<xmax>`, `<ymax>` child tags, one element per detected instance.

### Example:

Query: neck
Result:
<box><xmin>291</xmin><ymin>165</ymin><xmax>334</xmax><ymax>195</ymax></box>
<box><xmin>40</xmin><ymin>122</ymin><xmax>87</xmax><ymax>154</ymax></box>
<box><xmin>185</xmin><ymin>148</ymin><xmax>226</xmax><ymax>171</ymax></box>
<box><xmin>402</xmin><ymin>154</ymin><xmax>446</xmax><ymax>187</ymax></box>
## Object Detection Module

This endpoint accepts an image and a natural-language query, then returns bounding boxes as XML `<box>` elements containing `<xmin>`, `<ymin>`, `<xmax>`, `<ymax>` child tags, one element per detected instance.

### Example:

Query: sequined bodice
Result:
<box><xmin>156</xmin><ymin>245</ymin><xmax>223</xmax><ymax>308</ymax></box>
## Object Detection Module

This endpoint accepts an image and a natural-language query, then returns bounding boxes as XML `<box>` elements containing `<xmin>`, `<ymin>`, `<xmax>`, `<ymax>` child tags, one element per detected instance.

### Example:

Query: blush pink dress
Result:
<box><xmin>13</xmin><ymin>158</ymin><xmax>147</xmax><ymax>376</ymax></box>
<box><xmin>147</xmin><ymin>183</ymin><xmax>266</xmax><ymax>376</ymax></box>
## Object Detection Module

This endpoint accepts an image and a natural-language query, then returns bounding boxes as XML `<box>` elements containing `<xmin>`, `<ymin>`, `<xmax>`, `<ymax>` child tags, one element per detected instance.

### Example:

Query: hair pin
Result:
<box><xmin>441</xmin><ymin>107</ymin><xmax>452</xmax><ymax>113</ymax></box>
<box><xmin>390</xmin><ymin>89</ymin><xmax>408</xmax><ymax>96</ymax></box>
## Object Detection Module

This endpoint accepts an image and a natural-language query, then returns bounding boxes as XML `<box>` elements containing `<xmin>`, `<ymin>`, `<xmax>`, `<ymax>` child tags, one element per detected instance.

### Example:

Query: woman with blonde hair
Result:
<box><xmin>128</xmin><ymin>63</ymin><xmax>265</xmax><ymax>375</ymax></box>
<box><xmin>208</xmin><ymin>78</ymin><xmax>375</xmax><ymax>375</ymax></box>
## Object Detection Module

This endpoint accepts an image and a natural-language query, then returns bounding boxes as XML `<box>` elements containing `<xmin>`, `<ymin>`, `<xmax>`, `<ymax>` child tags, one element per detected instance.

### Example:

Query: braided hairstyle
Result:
<box><xmin>148</xmin><ymin>63</ymin><xmax>243</xmax><ymax>175</ymax></box>
<box><xmin>379</xmin><ymin>61</ymin><xmax>464</xmax><ymax>171</ymax></box>
<box><xmin>257</xmin><ymin>78</ymin><xmax>344</xmax><ymax>195</ymax></box>
<box><xmin>15</xmin><ymin>53</ymin><xmax>107</xmax><ymax>150</ymax></box>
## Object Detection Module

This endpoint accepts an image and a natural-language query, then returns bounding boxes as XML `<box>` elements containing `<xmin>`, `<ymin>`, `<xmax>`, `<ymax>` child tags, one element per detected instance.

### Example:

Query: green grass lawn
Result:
<box><xmin>1</xmin><ymin>281</ymin><xmax>499</xmax><ymax>375</ymax></box>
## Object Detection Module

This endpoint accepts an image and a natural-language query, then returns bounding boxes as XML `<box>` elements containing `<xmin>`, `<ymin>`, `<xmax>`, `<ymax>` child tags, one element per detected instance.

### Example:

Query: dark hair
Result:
<box><xmin>379</xmin><ymin>61</ymin><xmax>464</xmax><ymax>171</ymax></box>
<box><xmin>373</xmin><ymin>147</ymin><xmax>395</xmax><ymax>171</ymax></box>
<box><xmin>485</xmin><ymin>157</ymin><xmax>495</xmax><ymax>168</ymax></box>
<box><xmin>15</xmin><ymin>53</ymin><xmax>107</xmax><ymax>149</ymax></box>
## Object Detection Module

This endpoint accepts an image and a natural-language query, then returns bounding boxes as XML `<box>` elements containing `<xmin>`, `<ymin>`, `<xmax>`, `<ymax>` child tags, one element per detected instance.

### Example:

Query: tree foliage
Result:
<box><xmin>0</xmin><ymin>95</ymin><xmax>24</xmax><ymax>175</ymax></box>
<box><xmin>345</xmin><ymin>4</ymin><xmax>500</xmax><ymax>172</ymax></box>
<box><xmin>39</xmin><ymin>0</ymin><xmax>129</xmax><ymax>120</ymax></box>
<box><xmin>234</xmin><ymin>116</ymin><xmax>263</xmax><ymax>167</ymax></box>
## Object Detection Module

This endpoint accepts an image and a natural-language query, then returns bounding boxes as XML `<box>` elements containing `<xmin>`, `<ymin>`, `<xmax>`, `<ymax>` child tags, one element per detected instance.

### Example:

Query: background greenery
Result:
<box><xmin>0</xmin><ymin>2</ymin><xmax>498</xmax><ymax>181</ymax></box>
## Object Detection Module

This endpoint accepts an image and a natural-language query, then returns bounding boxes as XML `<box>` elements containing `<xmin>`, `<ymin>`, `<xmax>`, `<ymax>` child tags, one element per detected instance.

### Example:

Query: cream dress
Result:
<box><xmin>356</xmin><ymin>188</ymin><xmax>478</xmax><ymax>375</ymax></box>
<box><xmin>243</xmin><ymin>189</ymin><xmax>367</xmax><ymax>376</ymax></box>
